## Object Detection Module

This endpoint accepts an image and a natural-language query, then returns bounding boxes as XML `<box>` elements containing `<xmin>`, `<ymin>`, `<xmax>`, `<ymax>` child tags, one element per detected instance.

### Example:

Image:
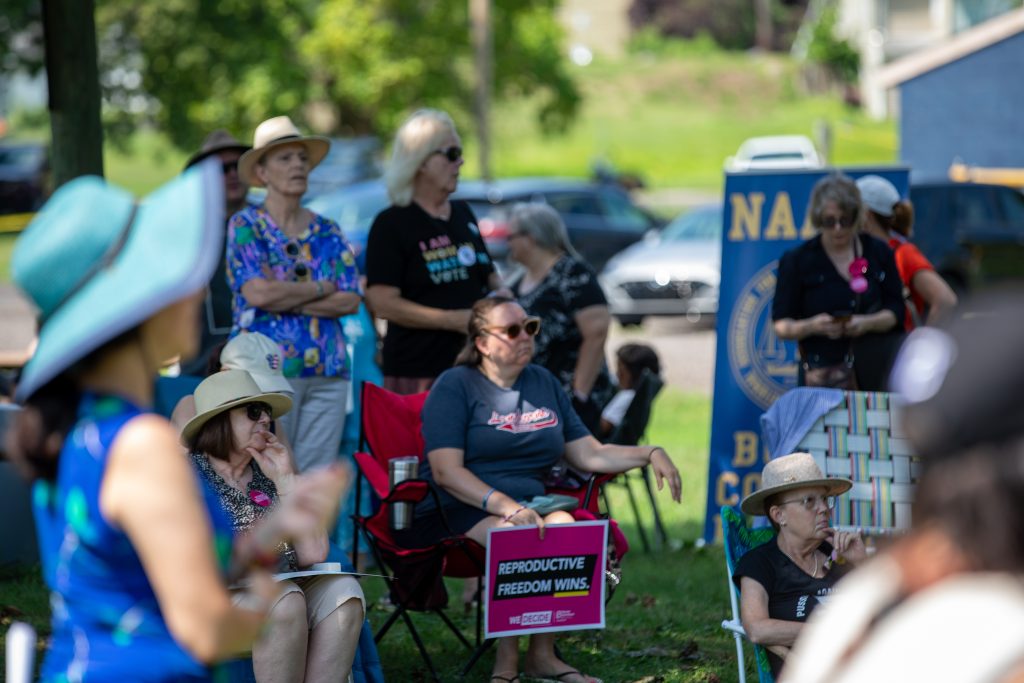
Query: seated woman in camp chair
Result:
<box><xmin>183</xmin><ymin>370</ymin><xmax>365</xmax><ymax>683</ymax></box>
<box><xmin>734</xmin><ymin>452</ymin><xmax>867</xmax><ymax>679</ymax></box>
<box><xmin>394</xmin><ymin>296</ymin><xmax>682</xmax><ymax>683</ymax></box>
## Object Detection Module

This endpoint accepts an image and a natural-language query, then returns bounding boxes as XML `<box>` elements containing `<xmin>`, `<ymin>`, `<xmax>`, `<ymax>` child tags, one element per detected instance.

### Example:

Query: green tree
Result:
<box><xmin>91</xmin><ymin>0</ymin><xmax>580</xmax><ymax>150</ymax></box>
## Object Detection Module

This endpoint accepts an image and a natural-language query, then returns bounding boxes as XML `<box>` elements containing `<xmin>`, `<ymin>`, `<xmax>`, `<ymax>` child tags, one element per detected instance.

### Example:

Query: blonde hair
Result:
<box><xmin>384</xmin><ymin>109</ymin><xmax>458</xmax><ymax>206</ymax></box>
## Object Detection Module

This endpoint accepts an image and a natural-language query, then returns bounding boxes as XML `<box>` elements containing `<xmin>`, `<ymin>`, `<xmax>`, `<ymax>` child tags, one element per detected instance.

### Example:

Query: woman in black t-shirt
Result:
<box><xmin>772</xmin><ymin>173</ymin><xmax>905</xmax><ymax>390</ymax></box>
<box><xmin>735</xmin><ymin>452</ymin><xmax>867</xmax><ymax>679</ymax></box>
<box><xmin>365</xmin><ymin>109</ymin><xmax>500</xmax><ymax>394</ymax></box>
<box><xmin>507</xmin><ymin>203</ymin><xmax>614</xmax><ymax>432</ymax></box>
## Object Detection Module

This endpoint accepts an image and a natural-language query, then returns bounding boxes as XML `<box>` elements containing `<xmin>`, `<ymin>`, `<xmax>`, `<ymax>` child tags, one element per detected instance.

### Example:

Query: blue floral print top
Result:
<box><xmin>226</xmin><ymin>206</ymin><xmax>362</xmax><ymax>379</ymax></box>
<box><xmin>33</xmin><ymin>393</ymin><xmax>235</xmax><ymax>682</ymax></box>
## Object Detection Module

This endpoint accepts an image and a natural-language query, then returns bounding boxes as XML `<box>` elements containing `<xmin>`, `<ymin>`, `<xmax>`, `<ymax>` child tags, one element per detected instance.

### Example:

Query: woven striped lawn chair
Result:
<box><xmin>794</xmin><ymin>390</ymin><xmax>920</xmax><ymax>535</ymax></box>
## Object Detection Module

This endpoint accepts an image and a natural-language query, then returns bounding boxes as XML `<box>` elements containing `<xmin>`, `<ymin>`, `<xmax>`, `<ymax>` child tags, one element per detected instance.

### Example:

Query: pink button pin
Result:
<box><xmin>250</xmin><ymin>490</ymin><xmax>272</xmax><ymax>507</ymax></box>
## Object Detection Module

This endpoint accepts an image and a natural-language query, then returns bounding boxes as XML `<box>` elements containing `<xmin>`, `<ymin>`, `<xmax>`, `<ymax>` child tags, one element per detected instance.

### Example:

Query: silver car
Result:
<box><xmin>599</xmin><ymin>204</ymin><xmax>722</xmax><ymax>326</ymax></box>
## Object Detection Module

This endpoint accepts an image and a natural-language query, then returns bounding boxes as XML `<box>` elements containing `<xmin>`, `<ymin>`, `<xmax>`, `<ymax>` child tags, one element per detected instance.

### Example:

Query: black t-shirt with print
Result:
<box><xmin>511</xmin><ymin>254</ymin><xmax>614</xmax><ymax>410</ymax></box>
<box><xmin>733</xmin><ymin>538</ymin><xmax>850</xmax><ymax>678</ymax></box>
<box><xmin>366</xmin><ymin>200</ymin><xmax>495</xmax><ymax>378</ymax></box>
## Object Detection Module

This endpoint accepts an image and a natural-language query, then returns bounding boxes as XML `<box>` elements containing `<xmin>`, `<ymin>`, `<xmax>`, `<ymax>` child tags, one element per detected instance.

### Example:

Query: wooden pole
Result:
<box><xmin>42</xmin><ymin>0</ymin><xmax>104</xmax><ymax>187</ymax></box>
<box><xmin>470</xmin><ymin>0</ymin><xmax>493</xmax><ymax>181</ymax></box>
<box><xmin>755</xmin><ymin>0</ymin><xmax>774</xmax><ymax>51</ymax></box>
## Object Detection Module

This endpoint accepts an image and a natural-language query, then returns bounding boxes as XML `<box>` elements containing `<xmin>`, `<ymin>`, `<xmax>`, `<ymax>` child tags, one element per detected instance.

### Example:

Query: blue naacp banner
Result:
<box><xmin>703</xmin><ymin>167</ymin><xmax>909</xmax><ymax>543</ymax></box>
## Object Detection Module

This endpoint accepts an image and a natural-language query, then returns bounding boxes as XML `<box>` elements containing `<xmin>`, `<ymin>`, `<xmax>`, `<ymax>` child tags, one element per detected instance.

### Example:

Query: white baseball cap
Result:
<box><xmin>219</xmin><ymin>332</ymin><xmax>293</xmax><ymax>395</ymax></box>
<box><xmin>856</xmin><ymin>175</ymin><xmax>901</xmax><ymax>217</ymax></box>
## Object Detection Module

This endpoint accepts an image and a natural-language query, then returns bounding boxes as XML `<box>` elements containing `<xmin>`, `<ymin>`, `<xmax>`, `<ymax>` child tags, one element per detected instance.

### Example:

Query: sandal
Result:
<box><xmin>525</xmin><ymin>670</ymin><xmax>602</xmax><ymax>683</ymax></box>
<box><xmin>491</xmin><ymin>675</ymin><xmax>521</xmax><ymax>683</ymax></box>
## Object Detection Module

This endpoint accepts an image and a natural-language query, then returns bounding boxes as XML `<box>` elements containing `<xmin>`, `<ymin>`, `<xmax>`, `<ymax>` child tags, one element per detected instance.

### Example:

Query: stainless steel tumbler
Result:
<box><xmin>388</xmin><ymin>456</ymin><xmax>420</xmax><ymax>531</ymax></box>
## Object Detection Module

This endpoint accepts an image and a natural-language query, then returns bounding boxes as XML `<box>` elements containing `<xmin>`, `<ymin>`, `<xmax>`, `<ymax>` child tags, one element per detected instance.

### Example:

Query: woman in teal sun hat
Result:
<box><xmin>7</xmin><ymin>161</ymin><xmax>349</xmax><ymax>682</ymax></box>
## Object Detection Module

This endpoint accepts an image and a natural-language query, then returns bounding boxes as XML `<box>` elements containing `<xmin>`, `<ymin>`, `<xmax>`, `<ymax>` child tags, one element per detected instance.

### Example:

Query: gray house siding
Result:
<box><xmin>900</xmin><ymin>31</ymin><xmax>1024</xmax><ymax>181</ymax></box>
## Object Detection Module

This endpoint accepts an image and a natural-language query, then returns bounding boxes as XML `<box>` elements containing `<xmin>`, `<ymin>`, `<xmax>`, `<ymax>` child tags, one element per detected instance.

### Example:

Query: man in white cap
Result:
<box><xmin>180</xmin><ymin>130</ymin><xmax>252</xmax><ymax>375</ymax></box>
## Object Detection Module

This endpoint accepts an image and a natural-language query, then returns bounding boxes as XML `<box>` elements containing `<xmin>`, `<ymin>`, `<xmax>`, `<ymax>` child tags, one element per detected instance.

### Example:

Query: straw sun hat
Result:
<box><xmin>180</xmin><ymin>370</ymin><xmax>292</xmax><ymax>444</ymax></box>
<box><xmin>12</xmin><ymin>162</ymin><xmax>224</xmax><ymax>402</ymax></box>
<box><xmin>237</xmin><ymin>115</ymin><xmax>329</xmax><ymax>187</ymax></box>
<box><xmin>740</xmin><ymin>452</ymin><xmax>852</xmax><ymax>516</ymax></box>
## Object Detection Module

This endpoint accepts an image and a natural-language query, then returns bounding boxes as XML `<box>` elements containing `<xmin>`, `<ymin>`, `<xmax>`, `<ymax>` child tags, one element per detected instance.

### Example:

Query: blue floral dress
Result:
<box><xmin>34</xmin><ymin>394</ymin><xmax>235</xmax><ymax>682</ymax></box>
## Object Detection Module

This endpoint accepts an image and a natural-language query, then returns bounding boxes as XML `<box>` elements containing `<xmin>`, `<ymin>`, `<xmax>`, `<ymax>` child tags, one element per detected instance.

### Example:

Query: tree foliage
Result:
<box><xmin>805</xmin><ymin>2</ymin><xmax>859</xmax><ymax>84</ymax></box>
<box><xmin>94</xmin><ymin>0</ymin><xmax>580</xmax><ymax>150</ymax></box>
<box><xmin>2</xmin><ymin>0</ymin><xmax>580</xmax><ymax>150</ymax></box>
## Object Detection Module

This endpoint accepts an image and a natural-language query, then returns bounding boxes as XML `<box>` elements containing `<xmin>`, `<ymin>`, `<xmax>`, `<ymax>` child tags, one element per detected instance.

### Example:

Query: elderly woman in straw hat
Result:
<box><xmin>734</xmin><ymin>452</ymin><xmax>866</xmax><ymax>678</ymax></box>
<box><xmin>364</xmin><ymin>108</ymin><xmax>502</xmax><ymax>395</ymax></box>
<box><xmin>228</xmin><ymin>115</ymin><xmax>362</xmax><ymax>473</ymax></box>
<box><xmin>183</xmin><ymin>370</ymin><xmax>365</xmax><ymax>683</ymax></box>
<box><xmin>7</xmin><ymin>167</ymin><xmax>348</xmax><ymax>681</ymax></box>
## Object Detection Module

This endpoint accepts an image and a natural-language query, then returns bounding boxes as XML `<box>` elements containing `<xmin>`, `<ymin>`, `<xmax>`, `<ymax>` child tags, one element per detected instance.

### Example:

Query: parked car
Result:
<box><xmin>600</xmin><ymin>203</ymin><xmax>722</xmax><ymax>326</ymax></box>
<box><xmin>305</xmin><ymin>136</ymin><xmax>382</xmax><ymax>198</ymax></box>
<box><xmin>304</xmin><ymin>179</ymin><xmax>516</xmax><ymax>276</ymax></box>
<box><xmin>0</xmin><ymin>141</ymin><xmax>49</xmax><ymax>215</ymax></box>
<box><xmin>910</xmin><ymin>180</ymin><xmax>1024</xmax><ymax>291</ymax></box>
<box><xmin>453</xmin><ymin>177</ymin><xmax>664</xmax><ymax>271</ymax></box>
<box><xmin>303</xmin><ymin>179</ymin><xmax>388</xmax><ymax>272</ymax></box>
<box><xmin>725</xmin><ymin>135</ymin><xmax>823</xmax><ymax>172</ymax></box>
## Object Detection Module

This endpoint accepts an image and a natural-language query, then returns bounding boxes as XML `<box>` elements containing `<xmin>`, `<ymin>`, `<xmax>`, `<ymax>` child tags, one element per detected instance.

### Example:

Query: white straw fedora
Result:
<box><xmin>180</xmin><ymin>369</ymin><xmax>292</xmax><ymax>444</ymax></box>
<box><xmin>237</xmin><ymin>115</ymin><xmax>329</xmax><ymax>187</ymax></box>
<box><xmin>740</xmin><ymin>452</ymin><xmax>852</xmax><ymax>516</ymax></box>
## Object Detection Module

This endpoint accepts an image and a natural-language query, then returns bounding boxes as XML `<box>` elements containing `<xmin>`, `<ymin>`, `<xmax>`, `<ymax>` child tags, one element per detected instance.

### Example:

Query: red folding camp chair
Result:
<box><xmin>351</xmin><ymin>383</ymin><xmax>486</xmax><ymax>682</ymax></box>
<box><xmin>352</xmin><ymin>383</ymin><xmax>632</xmax><ymax>679</ymax></box>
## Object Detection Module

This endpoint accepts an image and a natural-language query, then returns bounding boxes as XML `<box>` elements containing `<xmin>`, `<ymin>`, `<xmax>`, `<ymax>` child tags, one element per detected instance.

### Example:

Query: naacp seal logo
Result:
<box><xmin>727</xmin><ymin>261</ymin><xmax>798</xmax><ymax>409</ymax></box>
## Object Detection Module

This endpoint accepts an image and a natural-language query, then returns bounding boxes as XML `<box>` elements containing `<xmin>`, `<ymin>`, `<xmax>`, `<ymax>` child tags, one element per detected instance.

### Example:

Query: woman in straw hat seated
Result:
<box><xmin>7</xmin><ymin>166</ymin><xmax>348</xmax><ymax>682</ymax></box>
<box><xmin>228</xmin><ymin>115</ymin><xmax>362</xmax><ymax>474</ymax></box>
<box><xmin>183</xmin><ymin>370</ymin><xmax>365</xmax><ymax>683</ymax></box>
<box><xmin>735</xmin><ymin>452</ymin><xmax>866</xmax><ymax>678</ymax></box>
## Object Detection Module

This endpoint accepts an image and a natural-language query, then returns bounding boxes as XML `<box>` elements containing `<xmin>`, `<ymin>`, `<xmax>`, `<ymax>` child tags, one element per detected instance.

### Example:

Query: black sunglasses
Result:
<box><xmin>222</xmin><ymin>160</ymin><xmax>239</xmax><ymax>175</ymax></box>
<box><xmin>433</xmin><ymin>146</ymin><xmax>463</xmax><ymax>163</ymax></box>
<box><xmin>816</xmin><ymin>214</ymin><xmax>856</xmax><ymax>230</ymax></box>
<box><xmin>484</xmin><ymin>317</ymin><xmax>541</xmax><ymax>340</ymax></box>
<box><xmin>244</xmin><ymin>402</ymin><xmax>273</xmax><ymax>421</ymax></box>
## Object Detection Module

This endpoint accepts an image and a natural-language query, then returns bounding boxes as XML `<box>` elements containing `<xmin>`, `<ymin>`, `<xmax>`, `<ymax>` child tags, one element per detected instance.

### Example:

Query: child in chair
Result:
<box><xmin>600</xmin><ymin>343</ymin><xmax>661</xmax><ymax>439</ymax></box>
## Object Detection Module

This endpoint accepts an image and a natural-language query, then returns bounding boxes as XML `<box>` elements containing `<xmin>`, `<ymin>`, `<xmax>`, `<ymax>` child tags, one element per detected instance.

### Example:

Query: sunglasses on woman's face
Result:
<box><xmin>816</xmin><ymin>214</ymin><xmax>856</xmax><ymax>231</ymax></box>
<box><xmin>243</xmin><ymin>402</ymin><xmax>273</xmax><ymax>422</ymax></box>
<box><xmin>433</xmin><ymin>146</ymin><xmax>463</xmax><ymax>163</ymax></box>
<box><xmin>484</xmin><ymin>317</ymin><xmax>541</xmax><ymax>340</ymax></box>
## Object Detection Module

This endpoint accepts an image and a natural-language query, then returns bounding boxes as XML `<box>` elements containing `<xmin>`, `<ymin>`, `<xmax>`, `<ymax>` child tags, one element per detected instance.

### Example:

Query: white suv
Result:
<box><xmin>725</xmin><ymin>135</ymin><xmax>823</xmax><ymax>171</ymax></box>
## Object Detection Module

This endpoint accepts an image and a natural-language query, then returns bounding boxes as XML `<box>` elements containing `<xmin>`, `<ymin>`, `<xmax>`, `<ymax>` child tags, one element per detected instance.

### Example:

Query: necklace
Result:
<box><xmin>811</xmin><ymin>551</ymin><xmax>819</xmax><ymax>578</ymax></box>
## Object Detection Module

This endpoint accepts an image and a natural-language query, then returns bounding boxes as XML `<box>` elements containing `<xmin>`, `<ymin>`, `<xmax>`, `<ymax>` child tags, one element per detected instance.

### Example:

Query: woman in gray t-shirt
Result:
<box><xmin>397</xmin><ymin>296</ymin><xmax>682</xmax><ymax>683</ymax></box>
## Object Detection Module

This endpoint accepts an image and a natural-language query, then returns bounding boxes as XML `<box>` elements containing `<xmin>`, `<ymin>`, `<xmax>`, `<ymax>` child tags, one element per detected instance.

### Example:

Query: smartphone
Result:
<box><xmin>831</xmin><ymin>310</ymin><xmax>853</xmax><ymax>323</ymax></box>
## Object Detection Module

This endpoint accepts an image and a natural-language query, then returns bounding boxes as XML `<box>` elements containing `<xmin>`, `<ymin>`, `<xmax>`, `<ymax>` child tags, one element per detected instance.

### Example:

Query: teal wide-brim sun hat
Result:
<box><xmin>12</xmin><ymin>160</ymin><xmax>225</xmax><ymax>402</ymax></box>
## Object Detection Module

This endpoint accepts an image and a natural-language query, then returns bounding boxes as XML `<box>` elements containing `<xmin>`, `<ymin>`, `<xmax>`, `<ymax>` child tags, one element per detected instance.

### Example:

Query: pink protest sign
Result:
<box><xmin>485</xmin><ymin>520</ymin><xmax>608</xmax><ymax>638</ymax></box>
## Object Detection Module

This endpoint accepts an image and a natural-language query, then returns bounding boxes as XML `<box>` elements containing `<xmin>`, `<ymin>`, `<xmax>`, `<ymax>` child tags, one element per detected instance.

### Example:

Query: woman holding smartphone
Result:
<box><xmin>772</xmin><ymin>174</ymin><xmax>905</xmax><ymax>390</ymax></box>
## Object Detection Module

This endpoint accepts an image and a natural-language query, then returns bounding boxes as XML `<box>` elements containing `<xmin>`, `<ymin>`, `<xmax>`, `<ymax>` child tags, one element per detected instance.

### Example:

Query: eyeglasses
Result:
<box><xmin>483</xmin><ymin>317</ymin><xmax>541</xmax><ymax>340</ymax></box>
<box><xmin>243</xmin><ymin>402</ymin><xmax>273</xmax><ymax>422</ymax></box>
<box><xmin>778</xmin><ymin>494</ymin><xmax>835</xmax><ymax>511</ymax></box>
<box><xmin>222</xmin><ymin>160</ymin><xmax>239</xmax><ymax>175</ymax></box>
<box><xmin>433</xmin><ymin>146</ymin><xmax>463</xmax><ymax>163</ymax></box>
<box><xmin>816</xmin><ymin>215</ymin><xmax>856</xmax><ymax>230</ymax></box>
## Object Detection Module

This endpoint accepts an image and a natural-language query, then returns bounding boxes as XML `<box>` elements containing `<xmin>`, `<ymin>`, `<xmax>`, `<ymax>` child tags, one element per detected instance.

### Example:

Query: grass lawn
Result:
<box><xmin>0</xmin><ymin>389</ymin><xmax>754</xmax><ymax>681</ymax></box>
